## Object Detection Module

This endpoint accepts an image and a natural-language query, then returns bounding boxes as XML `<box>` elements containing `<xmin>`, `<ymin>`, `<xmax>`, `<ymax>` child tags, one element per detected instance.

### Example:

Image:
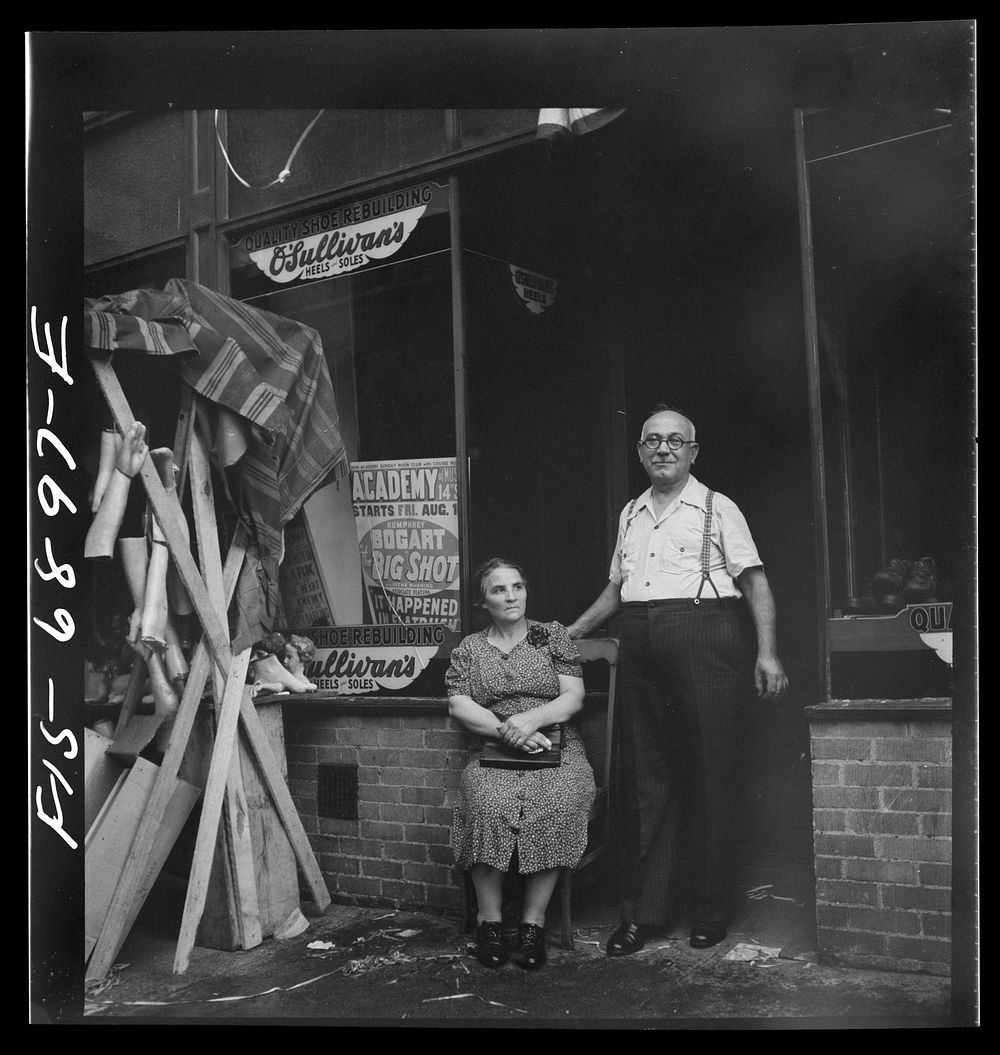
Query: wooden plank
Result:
<box><xmin>238</xmin><ymin>695</ymin><xmax>331</xmax><ymax>912</ymax></box>
<box><xmin>85</xmin><ymin>758</ymin><xmax>201</xmax><ymax>962</ymax></box>
<box><xmin>85</xmin><ymin>527</ymin><xmax>249</xmax><ymax>982</ymax></box>
<box><xmin>184</xmin><ymin>703</ymin><xmax>299</xmax><ymax>948</ymax></box>
<box><xmin>112</xmin><ymin>655</ymin><xmax>148</xmax><ymax>739</ymax></box>
<box><xmin>241</xmin><ymin>702</ymin><xmax>299</xmax><ymax>935</ymax></box>
<box><xmin>107</xmin><ymin>714</ymin><xmax>166</xmax><ymax>764</ymax></box>
<box><xmin>185</xmin><ymin>424</ymin><xmax>259</xmax><ymax>953</ymax></box>
<box><xmin>85</xmin><ymin>644</ymin><xmax>212</xmax><ymax>981</ymax></box>
<box><xmin>172</xmin><ymin>649</ymin><xmax>253</xmax><ymax>974</ymax></box>
<box><xmin>188</xmin><ymin>425</ymin><xmax>262</xmax><ymax>951</ymax></box>
<box><xmin>180</xmin><ymin>711</ymin><xmax>244</xmax><ymax>951</ymax></box>
<box><xmin>84</xmin><ymin>728</ymin><xmax>123</xmax><ymax>834</ymax></box>
<box><xmin>171</xmin><ymin>387</ymin><xmax>197</xmax><ymax>497</ymax></box>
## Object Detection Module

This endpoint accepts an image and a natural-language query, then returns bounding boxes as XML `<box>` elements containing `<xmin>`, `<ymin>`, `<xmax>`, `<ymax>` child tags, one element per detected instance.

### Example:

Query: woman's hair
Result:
<box><xmin>472</xmin><ymin>557</ymin><xmax>529</xmax><ymax>607</ymax></box>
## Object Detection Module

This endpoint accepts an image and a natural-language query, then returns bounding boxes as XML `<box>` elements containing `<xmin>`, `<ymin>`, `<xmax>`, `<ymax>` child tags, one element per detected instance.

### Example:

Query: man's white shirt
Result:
<box><xmin>608</xmin><ymin>475</ymin><xmax>763</xmax><ymax>601</ymax></box>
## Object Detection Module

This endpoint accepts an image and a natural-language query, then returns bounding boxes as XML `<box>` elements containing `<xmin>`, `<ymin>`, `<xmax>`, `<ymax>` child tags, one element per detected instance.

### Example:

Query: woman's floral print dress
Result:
<box><xmin>445</xmin><ymin>620</ymin><xmax>596</xmax><ymax>874</ymax></box>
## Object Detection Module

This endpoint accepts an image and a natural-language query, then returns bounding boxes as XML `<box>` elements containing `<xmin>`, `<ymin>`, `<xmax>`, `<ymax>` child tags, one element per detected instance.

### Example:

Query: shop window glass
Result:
<box><xmin>229</xmin><ymin>184</ymin><xmax>456</xmax><ymax>694</ymax></box>
<box><xmin>84</xmin><ymin>112</ymin><xmax>186</xmax><ymax>264</ymax></box>
<box><xmin>225</xmin><ymin>110</ymin><xmax>449</xmax><ymax>220</ymax></box>
<box><xmin>84</xmin><ymin>246</ymin><xmax>187</xmax><ymax>301</ymax></box>
<box><xmin>799</xmin><ymin>107</ymin><xmax>972</xmax><ymax>699</ymax></box>
<box><xmin>457</xmin><ymin>110</ymin><xmax>537</xmax><ymax>148</ymax></box>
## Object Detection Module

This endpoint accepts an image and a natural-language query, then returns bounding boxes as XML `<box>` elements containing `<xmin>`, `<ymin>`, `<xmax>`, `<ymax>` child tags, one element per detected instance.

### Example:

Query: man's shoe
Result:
<box><xmin>476</xmin><ymin>920</ymin><xmax>507</xmax><ymax>968</ymax></box>
<box><xmin>605</xmin><ymin>922</ymin><xmax>648</xmax><ymax>957</ymax></box>
<box><xmin>689</xmin><ymin>921</ymin><xmax>728</xmax><ymax>949</ymax></box>
<box><xmin>513</xmin><ymin>923</ymin><xmax>546</xmax><ymax>970</ymax></box>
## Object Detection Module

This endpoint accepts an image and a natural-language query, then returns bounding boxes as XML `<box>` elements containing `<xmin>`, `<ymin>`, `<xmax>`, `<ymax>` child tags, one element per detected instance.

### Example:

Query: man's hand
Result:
<box><xmin>754</xmin><ymin>654</ymin><xmax>788</xmax><ymax>700</ymax></box>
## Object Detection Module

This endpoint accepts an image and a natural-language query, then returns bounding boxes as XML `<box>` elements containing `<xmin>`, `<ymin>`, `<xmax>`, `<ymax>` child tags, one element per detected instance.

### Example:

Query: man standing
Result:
<box><xmin>567</xmin><ymin>403</ymin><xmax>788</xmax><ymax>953</ymax></box>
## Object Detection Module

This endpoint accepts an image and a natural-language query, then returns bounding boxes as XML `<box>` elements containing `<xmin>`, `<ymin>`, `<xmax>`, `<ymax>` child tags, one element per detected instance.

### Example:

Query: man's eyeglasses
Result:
<box><xmin>639</xmin><ymin>435</ymin><xmax>697</xmax><ymax>451</ymax></box>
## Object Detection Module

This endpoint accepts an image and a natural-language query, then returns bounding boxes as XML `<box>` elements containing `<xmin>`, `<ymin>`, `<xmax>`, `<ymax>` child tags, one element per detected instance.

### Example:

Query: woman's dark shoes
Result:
<box><xmin>605</xmin><ymin>922</ymin><xmax>648</xmax><ymax>957</ymax></box>
<box><xmin>476</xmin><ymin>920</ymin><xmax>508</xmax><ymax>968</ymax></box>
<box><xmin>513</xmin><ymin>923</ymin><xmax>546</xmax><ymax>970</ymax></box>
<box><xmin>689</xmin><ymin>921</ymin><xmax>728</xmax><ymax>949</ymax></box>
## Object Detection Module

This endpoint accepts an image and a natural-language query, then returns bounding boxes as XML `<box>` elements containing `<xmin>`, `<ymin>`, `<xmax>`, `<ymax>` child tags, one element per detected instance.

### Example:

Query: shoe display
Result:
<box><xmin>513</xmin><ymin>923</ymin><xmax>546</xmax><ymax>970</ymax></box>
<box><xmin>475</xmin><ymin>920</ymin><xmax>507</xmax><ymax>968</ymax></box>
<box><xmin>870</xmin><ymin>558</ymin><xmax>913</xmax><ymax>613</ymax></box>
<box><xmin>605</xmin><ymin>922</ymin><xmax>648</xmax><ymax>957</ymax></box>
<box><xmin>903</xmin><ymin>556</ymin><xmax>939</xmax><ymax>602</ymax></box>
<box><xmin>843</xmin><ymin>594</ymin><xmax>880</xmax><ymax>615</ymax></box>
<box><xmin>689</xmin><ymin>921</ymin><xmax>728</xmax><ymax>949</ymax></box>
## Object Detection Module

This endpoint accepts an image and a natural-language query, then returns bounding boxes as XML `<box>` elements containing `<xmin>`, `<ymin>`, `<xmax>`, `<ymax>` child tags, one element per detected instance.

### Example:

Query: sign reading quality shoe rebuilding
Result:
<box><xmin>242</xmin><ymin>183</ymin><xmax>438</xmax><ymax>284</ymax></box>
<box><xmin>283</xmin><ymin>623</ymin><xmax>448</xmax><ymax>694</ymax></box>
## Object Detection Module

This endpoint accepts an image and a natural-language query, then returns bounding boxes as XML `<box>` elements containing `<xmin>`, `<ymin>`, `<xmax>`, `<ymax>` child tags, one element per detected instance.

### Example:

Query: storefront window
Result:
<box><xmin>225</xmin><ymin>110</ymin><xmax>450</xmax><ymax>220</ymax></box>
<box><xmin>798</xmin><ymin>107</ymin><xmax>972</xmax><ymax>699</ymax></box>
<box><xmin>229</xmin><ymin>181</ymin><xmax>458</xmax><ymax>695</ymax></box>
<box><xmin>456</xmin><ymin>110</ymin><xmax>537</xmax><ymax>148</ymax></box>
<box><xmin>83</xmin><ymin>246</ymin><xmax>187</xmax><ymax>301</ymax></box>
<box><xmin>84</xmin><ymin>112</ymin><xmax>187</xmax><ymax>264</ymax></box>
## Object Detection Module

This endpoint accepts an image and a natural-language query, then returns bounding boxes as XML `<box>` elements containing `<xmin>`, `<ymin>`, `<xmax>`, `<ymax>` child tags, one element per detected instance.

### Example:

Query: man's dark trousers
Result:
<box><xmin>612</xmin><ymin>597</ymin><xmax>752</xmax><ymax>926</ymax></box>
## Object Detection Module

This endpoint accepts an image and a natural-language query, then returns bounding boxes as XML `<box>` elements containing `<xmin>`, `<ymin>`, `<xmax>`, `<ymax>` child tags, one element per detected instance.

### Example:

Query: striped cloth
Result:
<box><xmin>85</xmin><ymin>278</ymin><xmax>347</xmax><ymax>648</ymax></box>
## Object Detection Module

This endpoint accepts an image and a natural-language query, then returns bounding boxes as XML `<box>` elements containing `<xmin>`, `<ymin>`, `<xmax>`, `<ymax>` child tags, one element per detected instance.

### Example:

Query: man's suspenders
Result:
<box><xmin>622</xmin><ymin>490</ymin><xmax>721</xmax><ymax>602</ymax></box>
<box><xmin>693</xmin><ymin>489</ymin><xmax>720</xmax><ymax>603</ymax></box>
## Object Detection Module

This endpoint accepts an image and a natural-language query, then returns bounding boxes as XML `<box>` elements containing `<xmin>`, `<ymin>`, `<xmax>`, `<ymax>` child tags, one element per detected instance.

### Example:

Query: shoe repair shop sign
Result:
<box><xmin>284</xmin><ymin>623</ymin><xmax>449</xmax><ymax>694</ymax></box>
<box><xmin>240</xmin><ymin>182</ymin><xmax>440</xmax><ymax>284</ymax></box>
<box><xmin>353</xmin><ymin>457</ymin><xmax>461</xmax><ymax>634</ymax></box>
<box><xmin>509</xmin><ymin>265</ymin><xmax>558</xmax><ymax>316</ymax></box>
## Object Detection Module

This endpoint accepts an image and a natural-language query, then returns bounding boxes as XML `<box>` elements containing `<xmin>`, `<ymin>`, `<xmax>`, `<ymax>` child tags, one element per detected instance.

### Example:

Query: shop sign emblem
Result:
<box><xmin>509</xmin><ymin>265</ymin><xmax>558</xmax><ymax>316</ymax></box>
<box><xmin>242</xmin><ymin>184</ymin><xmax>434</xmax><ymax>284</ymax></box>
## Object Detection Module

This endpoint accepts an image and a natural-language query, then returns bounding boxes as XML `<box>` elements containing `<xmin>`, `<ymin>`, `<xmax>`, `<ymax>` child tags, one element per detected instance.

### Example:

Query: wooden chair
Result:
<box><xmin>556</xmin><ymin>636</ymin><xmax>619</xmax><ymax>948</ymax></box>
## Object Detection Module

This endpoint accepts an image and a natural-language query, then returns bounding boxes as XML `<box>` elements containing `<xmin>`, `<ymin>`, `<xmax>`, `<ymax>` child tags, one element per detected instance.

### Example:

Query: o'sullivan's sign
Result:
<box><xmin>352</xmin><ymin>458</ymin><xmax>461</xmax><ymax>632</ymax></box>
<box><xmin>285</xmin><ymin>623</ymin><xmax>448</xmax><ymax>694</ymax></box>
<box><xmin>242</xmin><ymin>183</ymin><xmax>439</xmax><ymax>284</ymax></box>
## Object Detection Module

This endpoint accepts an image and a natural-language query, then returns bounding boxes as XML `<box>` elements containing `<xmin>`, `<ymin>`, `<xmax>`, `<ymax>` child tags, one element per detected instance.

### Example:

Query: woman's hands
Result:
<box><xmin>497</xmin><ymin>712</ymin><xmax>552</xmax><ymax>754</ymax></box>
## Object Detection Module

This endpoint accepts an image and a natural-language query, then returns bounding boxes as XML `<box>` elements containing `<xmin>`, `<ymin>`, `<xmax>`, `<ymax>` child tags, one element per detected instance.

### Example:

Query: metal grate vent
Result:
<box><xmin>317</xmin><ymin>763</ymin><xmax>359</xmax><ymax>820</ymax></box>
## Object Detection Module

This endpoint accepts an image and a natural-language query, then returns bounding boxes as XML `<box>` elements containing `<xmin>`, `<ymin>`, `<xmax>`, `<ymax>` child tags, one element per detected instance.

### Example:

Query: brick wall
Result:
<box><xmin>806</xmin><ymin>699</ymin><xmax>952</xmax><ymax>976</ymax></box>
<box><xmin>282</xmin><ymin>694</ymin><xmax>611</xmax><ymax>919</ymax></box>
<box><xmin>283</xmin><ymin>700</ymin><xmax>470</xmax><ymax>916</ymax></box>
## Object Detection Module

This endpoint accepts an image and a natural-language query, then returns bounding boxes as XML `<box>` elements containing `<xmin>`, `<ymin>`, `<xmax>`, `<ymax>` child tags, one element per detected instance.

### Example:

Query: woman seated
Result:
<box><xmin>446</xmin><ymin>558</ymin><xmax>596</xmax><ymax>970</ymax></box>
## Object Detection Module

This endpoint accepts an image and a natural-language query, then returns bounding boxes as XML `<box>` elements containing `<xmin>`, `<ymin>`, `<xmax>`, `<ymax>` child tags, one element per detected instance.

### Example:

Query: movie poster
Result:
<box><xmin>351</xmin><ymin>458</ymin><xmax>461</xmax><ymax>631</ymax></box>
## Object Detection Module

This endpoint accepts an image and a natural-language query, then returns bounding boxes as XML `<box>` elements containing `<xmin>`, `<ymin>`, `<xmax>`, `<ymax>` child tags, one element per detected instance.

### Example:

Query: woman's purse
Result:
<box><xmin>479</xmin><ymin>724</ymin><xmax>562</xmax><ymax>769</ymax></box>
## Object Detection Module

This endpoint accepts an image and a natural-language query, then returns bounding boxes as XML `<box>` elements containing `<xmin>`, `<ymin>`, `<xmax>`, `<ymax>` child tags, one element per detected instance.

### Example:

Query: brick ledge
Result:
<box><xmin>806</xmin><ymin>698</ymin><xmax>952</xmax><ymax>721</ymax></box>
<box><xmin>262</xmin><ymin>693</ymin><xmax>450</xmax><ymax>716</ymax></box>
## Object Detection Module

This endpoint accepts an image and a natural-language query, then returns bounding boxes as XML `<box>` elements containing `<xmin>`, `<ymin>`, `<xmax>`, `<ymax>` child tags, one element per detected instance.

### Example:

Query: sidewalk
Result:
<box><xmin>80</xmin><ymin>857</ymin><xmax>954</xmax><ymax>1027</ymax></box>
